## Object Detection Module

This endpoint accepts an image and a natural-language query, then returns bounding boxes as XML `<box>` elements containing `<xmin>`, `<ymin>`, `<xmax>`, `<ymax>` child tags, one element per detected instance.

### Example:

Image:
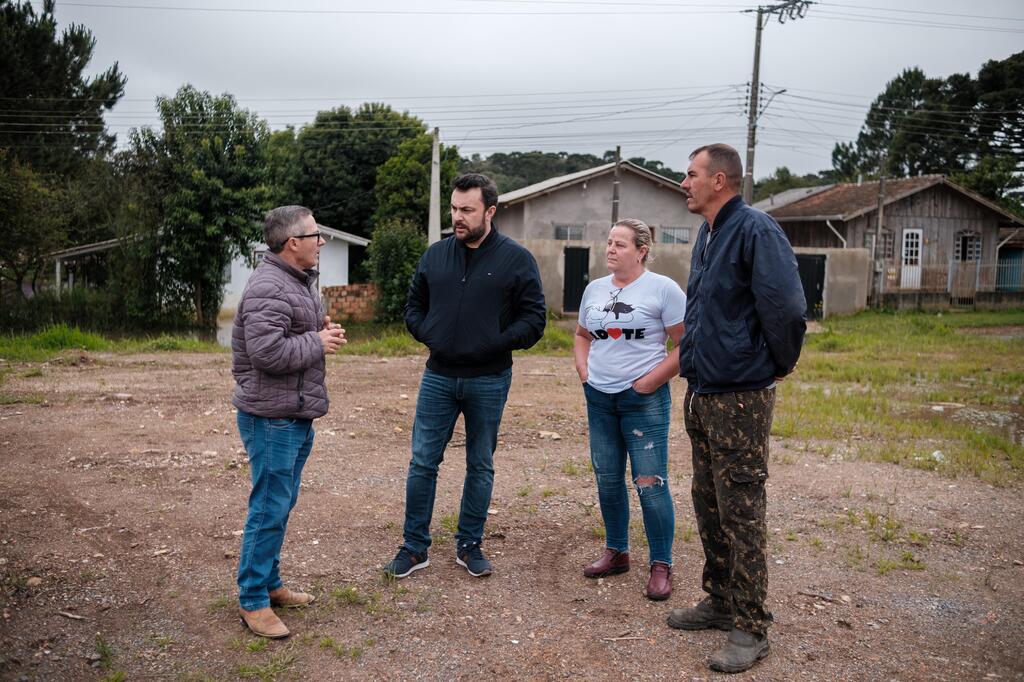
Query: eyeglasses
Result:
<box><xmin>291</xmin><ymin>231</ymin><xmax>322</xmax><ymax>241</ymax></box>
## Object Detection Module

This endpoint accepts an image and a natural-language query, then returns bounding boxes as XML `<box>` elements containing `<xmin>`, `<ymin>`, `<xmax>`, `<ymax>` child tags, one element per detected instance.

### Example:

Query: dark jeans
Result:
<box><xmin>583</xmin><ymin>382</ymin><xmax>675</xmax><ymax>565</ymax></box>
<box><xmin>236</xmin><ymin>411</ymin><xmax>314</xmax><ymax>611</ymax></box>
<box><xmin>684</xmin><ymin>387</ymin><xmax>775</xmax><ymax>637</ymax></box>
<box><xmin>402</xmin><ymin>368</ymin><xmax>513</xmax><ymax>553</ymax></box>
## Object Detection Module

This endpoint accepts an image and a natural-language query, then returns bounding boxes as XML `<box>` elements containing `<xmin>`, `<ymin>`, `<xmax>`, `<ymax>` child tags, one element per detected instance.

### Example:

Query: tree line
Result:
<box><xmin>2</xmin><ymin>1</ymin><xmax>1021</xmax><ymax>331</ymax></box>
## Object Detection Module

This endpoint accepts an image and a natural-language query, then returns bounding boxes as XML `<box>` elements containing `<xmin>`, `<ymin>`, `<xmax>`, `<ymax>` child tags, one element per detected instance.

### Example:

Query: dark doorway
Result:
<box><xmin>563</xmin><ymin>247</ymin><xmax>590</xmax><ymax>313</ymax></box>
<box><xmin>795</xmin><ymin>254</ymin><xmax>826</xmax><ymax>320</ymax></box>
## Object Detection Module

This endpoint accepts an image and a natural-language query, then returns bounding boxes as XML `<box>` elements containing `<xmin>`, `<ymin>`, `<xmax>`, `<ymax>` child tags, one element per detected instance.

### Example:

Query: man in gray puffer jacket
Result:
<box><xmin>232</xmin><ymin>205</ymin><xmax>346</xmax><ymax>638</ymax></box>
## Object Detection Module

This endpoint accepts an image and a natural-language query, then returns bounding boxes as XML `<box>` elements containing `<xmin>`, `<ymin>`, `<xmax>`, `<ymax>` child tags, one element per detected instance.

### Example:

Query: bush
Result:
<box><xmin>367</xmin><ymin>219</ymin><xmax>426</xmax><ymax>323</ymax></box>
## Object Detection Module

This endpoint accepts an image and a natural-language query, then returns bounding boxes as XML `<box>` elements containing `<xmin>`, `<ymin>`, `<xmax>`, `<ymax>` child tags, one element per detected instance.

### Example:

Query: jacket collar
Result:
<box><xmin>264</xmin><ymin>250</ymin><xmax>317</xmax><ymax>285</ymax></box>
<box><xmin>709</xmin><ymin>194</ymin><xmax>744</xmax><ymax>231</ymax></box>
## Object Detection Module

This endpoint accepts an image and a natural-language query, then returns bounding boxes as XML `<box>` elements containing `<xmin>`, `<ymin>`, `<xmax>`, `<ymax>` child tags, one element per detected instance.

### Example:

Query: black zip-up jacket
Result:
<box><xmin>405</xmin><ymin>224</ymin><xmax>547</xmax><ymax>378</ymax></box>
<box><xmin>679</xmin><ymin>195</ymin><xmax>807</xmax><ymax>394</ymax></box>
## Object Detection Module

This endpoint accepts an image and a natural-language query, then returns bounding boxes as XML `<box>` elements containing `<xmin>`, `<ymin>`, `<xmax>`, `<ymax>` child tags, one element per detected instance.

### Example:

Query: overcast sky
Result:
<box><xmin>45</xmin><ymin>0</ymin><xmax>1024</xmax><ymax>179</ymax></box>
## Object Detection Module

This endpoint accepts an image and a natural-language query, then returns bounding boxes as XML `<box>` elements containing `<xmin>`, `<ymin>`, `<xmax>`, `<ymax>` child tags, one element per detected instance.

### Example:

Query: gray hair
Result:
<box><xmin>689</xmin><ymin>143</ymin><xmax>743</xmax><ymax>191</ymax></box>
<box><xmin>614</xmin><ymin>218</ymin><xmax>654</xmax><ymax>264</ymax></box>
<box><xmin>264</xmin><ymin>205</ymin><xmax>313</xmax><ymax>253</ymax></box>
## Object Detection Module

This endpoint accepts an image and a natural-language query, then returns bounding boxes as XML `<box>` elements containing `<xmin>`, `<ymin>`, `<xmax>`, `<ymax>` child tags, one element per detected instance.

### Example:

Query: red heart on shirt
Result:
<box><xmin>607</xmin><ymin>328</ymin><xmax>622</xmax><ymax>339</ymax></box>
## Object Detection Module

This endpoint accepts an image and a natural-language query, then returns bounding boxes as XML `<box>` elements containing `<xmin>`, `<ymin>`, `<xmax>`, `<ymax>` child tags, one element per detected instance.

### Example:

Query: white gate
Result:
<box><xmin>900</xmin><ymin>229</ymin><xmax>922</xmax><ymax>289</ymax></box>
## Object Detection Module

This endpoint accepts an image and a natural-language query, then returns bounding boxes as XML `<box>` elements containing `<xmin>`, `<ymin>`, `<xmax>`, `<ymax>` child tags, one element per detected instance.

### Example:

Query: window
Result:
<box><xmin>661</xmin><ymin>227</ymin><xmax>690</xmax><ymax>244</ymax></box>
<box><xmin>253</xmin><ymin>249</ymin><xmax>267</xmax><ymax>265</ymax></box>
<box><xmin>954</xmin><ymin>232</ymin><xmax>981</xmax><ymax>262</ymax></box>
<box><xmin>554</xmin><ymin>223</ymin><xmax>585</xmax><ymax>240</ymax></box>
<box><xmin>864</xmin><ymin>231</ymin><xmax>894</xmax><ymax>259</ymax></box>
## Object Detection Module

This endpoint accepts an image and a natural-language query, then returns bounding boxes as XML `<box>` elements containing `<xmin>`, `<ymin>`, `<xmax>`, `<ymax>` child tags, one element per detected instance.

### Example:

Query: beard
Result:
<box><xmin>454</xmin><ymin>218</ymin><xmax>487</xmax><ymax>244</ymax></box>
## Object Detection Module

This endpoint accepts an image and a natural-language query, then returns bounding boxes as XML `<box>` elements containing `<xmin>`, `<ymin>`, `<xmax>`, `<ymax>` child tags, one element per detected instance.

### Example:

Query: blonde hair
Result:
<box><xmin>613</xmin><ymin>218</ymin><xmax>654</xmax><ymax>264</ymax></box>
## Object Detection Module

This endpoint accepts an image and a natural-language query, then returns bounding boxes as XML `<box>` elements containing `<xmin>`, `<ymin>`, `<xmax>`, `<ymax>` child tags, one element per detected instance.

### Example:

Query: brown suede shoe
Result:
<box><xmin>269</xmin><ymin>587</ymin><xmax>315</xmax><ymax>608</ymax></box>
<box><xmin>239</xmin><ymin>607</ymin><xmax>290</xmax><ymax>639</ymax></box>
<box><xmin>583</xmin><ymin>548</ymin><xmax>630</xmax><ymax>578</ymax></box>
<box><xmin>644</xmin><ymin>561</ymin><xmax>672</xmax><ymax>601</ymax></box>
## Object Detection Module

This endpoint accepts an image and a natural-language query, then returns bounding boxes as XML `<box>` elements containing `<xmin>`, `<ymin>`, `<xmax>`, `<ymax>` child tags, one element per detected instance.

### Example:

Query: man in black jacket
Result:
<box><xmin>384</xmin><ymin>173</ymin><xmax>546</xmax><ymax>580</ymax></box>
<box><xmin>667</xmin><ymin>144</ymin><xmax>806</xmax><ymax>673</ymax></box>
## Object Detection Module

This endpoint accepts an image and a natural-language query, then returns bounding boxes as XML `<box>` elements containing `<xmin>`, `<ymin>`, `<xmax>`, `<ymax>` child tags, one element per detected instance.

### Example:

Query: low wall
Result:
<box><xmin>323</xmin><ymin>283</ymin><xmax>378</xmax><ymax>322</ymax></box>
<box><xmin>882</xmin><ymin>290</ymin><xmax>1024</xmax><ymax>311</ymax></box>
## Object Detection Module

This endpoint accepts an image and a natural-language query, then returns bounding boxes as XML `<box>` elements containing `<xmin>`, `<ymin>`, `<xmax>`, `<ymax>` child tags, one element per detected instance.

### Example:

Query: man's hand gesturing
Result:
<box><xmin>319</xmin><ymin>315</ymin><xmax>347</xmax><ymax>354</ymax></box>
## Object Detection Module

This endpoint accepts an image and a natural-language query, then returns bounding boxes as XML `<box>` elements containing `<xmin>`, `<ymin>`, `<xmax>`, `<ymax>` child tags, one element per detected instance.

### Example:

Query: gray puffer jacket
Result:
<box><xmin>231</xmin><ymin>252</ymin><xmax>328</xmax><ymax>419</ymax></box>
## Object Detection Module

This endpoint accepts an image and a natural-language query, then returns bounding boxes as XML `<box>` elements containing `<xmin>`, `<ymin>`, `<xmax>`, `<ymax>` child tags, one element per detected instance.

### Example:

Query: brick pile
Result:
<box><xmin>322</xmin><ymin>283</ymin><xmax>379</xmax><ymax>322</ymax></box>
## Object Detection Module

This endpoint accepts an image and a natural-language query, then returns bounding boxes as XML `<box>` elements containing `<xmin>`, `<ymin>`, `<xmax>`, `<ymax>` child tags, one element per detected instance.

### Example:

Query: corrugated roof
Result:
<box><xmin>752</xmin><ymin>184</ymin><xmax>833</xmax><ymax>212</ymax></box>
<box><xmin>768</xmin><ymin>175</ymin><xmax>944</xmax><ymax>221</ymax></box>
<box><xmin>498</xmin><ymin>160</ymin><xmax>685</xmax><ymax>205</ymax></box>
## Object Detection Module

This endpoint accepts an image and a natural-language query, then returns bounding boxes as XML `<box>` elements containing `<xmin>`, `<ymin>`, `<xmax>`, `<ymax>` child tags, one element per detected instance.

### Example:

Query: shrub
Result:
<box><xmin>367</xmin><ymin>218</ymin><xmax>426</xmax><ymax>323</ymax></box>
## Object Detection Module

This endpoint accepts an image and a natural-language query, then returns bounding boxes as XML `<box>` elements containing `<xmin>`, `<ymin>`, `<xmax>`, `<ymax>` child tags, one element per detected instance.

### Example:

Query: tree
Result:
<box><xmin>372</xmin><ymin>133</ymin><xmax>460</xmax><ymax>228</ymax></box>
<box><xmin>0</xmin><ymin>151</ymin><xmax>67</xmax><ymax>299</ymax></box>
<box><xmin>294</xmin><ymin>103</ymin><xmax>425</xmax><ymax>236</ymax></box>
<box><xmin>266</xmin><ymin>127</ymin><xmax>300</xmax><ymax>205</ymax></box>
<box><xmin>0</xmin><ymin>0</ymin><xmax>126</xmax><ymax>176</ymax></box>
<box><xmin>753</xmin><ymin>166</ymin><xmax>833</xmax><ymax>202</ymax></box>
<box><xmin>367</xmin><ymin>218</ymin><xmax>425</xmax><ymax>323</ymax></box>
<box><xmin>127</xmin><ymin>85</ymin><xmax>272</xmax><ymax>329</ymax></box>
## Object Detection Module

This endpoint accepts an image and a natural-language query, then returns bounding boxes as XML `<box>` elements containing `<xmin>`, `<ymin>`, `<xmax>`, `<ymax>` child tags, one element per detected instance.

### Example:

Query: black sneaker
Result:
<box><xmin>383</xmin><ymin>547</ymin><xmax>429</xmax><ymax>579</ymax></box>
<box><xmin>455</xmin><ymin>540</ymin><xmax>492</xmax><ymax>577</ymax></box>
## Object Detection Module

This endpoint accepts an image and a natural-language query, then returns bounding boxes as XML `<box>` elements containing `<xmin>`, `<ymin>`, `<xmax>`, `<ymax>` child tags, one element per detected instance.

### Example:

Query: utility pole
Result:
<box><xmin>742</xmin><ymin>0</ymin><xmax>812</xmax><ymax>203</ymax></box>
<box><xmin>871</xmin><ymin>153</ymin><xmax>887</xmax><ymax>308</ymax></box>
<box><xmin>428</xmin><ymin>127</ymin><xmax>441</xmax><ymax>244</ymax></box>
<box><xmin>611</xmin><ymin>145</ymin><xmax>621</xmax><ymax>225</ymax></box>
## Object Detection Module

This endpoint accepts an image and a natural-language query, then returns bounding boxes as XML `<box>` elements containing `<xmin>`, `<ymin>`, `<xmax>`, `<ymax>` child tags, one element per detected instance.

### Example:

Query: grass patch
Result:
<box><xmin>319</xmin><ymin>635</ymin><xmax>364</xmax><ymax>660</ymax></box>
<box><xmin>876</xmin><ymin>551</ymin><xmax>926</xmax><ymax>575</ymax></box>
<box><xmin>237</xmin><ymin>653</ymin><xmax>296</xmax><ymax>681</ymax></box>
<box><xmin>775</xmin><ymin>310</ymin><xmax>1024</xmax><ymax>483</ymax></box>
<box><xmin>560</xmin><ymin>458</ymin><xmax>582</xmax><ymax>476</ymax></box>
<box><xmin>330</xmin><ymin>586</ymin><xmax>367</xmax><ymax>606</ymax></box>
<box><xmin>0</xmin><ymin>324</ymin><xmax>224</xmax><ymax>362</ymax></box>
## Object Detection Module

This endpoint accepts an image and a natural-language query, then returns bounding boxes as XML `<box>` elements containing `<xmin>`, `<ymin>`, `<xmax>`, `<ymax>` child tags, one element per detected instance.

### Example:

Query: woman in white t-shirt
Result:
<box><xmin>573</xmin><ymin>218</ymin><xmax>686</xmax><ymax>601</ymax></box>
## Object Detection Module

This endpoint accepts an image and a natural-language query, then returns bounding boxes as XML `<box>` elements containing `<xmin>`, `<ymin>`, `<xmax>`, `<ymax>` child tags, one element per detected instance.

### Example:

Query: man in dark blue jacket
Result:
<box><xmin>667</xmin><ymin>144</ymin><xmax>806</xmax><ymax>673</ymax></box>
<box><xmin>384</xmin><ymin>173</ymin><xmax>546</xmax><ymax>580</ymax></box>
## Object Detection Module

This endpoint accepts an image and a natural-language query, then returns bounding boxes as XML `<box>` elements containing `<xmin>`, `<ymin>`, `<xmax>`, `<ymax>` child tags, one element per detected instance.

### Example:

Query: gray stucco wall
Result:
<box><xmin>499</xmin><ymin>171</ymin><xmax>700</xmax><ymax>243</ymax></box>
<box><xmin>520</xmin><ymin>239</ymin><xmax>692</xmax><ymax>315</ymax></box>
<box><xmin>794</xmin><ymin>246</ymin><xmax>869</xmax><ymax>317</ymax></box>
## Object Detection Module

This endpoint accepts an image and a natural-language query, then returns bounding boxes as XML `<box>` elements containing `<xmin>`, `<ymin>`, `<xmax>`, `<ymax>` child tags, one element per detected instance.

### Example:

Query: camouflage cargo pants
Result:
<box><xmin>683</xmin><ymin>387</ymin><xmax>775</xmax><ymax>637</ymax></box>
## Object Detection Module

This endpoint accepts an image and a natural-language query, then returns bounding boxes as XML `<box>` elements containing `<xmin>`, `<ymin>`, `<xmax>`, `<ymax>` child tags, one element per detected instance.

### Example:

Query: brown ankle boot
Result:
<box><xmin>269</xmin><ymin>587</ymin><xmax>315</xmax><ymax>608</ymax></box>
<box><xmin>644</xmin><ymin>561</ymin><xmax>672</xmax><ymax>601</ymax></box>
<box><xmin>239</xmin><ymin>607</ymin><xmax>290</xmax><ymax>638</ymax></box>
<box><xmin>583</xmin><ymin>548</ymin><xmax>630</xmax><ymax>578</ymax></box>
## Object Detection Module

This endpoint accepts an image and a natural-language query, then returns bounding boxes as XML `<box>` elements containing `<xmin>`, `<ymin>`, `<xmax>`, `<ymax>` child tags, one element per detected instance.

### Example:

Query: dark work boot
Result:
<box><xmin>583</xmin><ymin>548</ymin><xmax>630</xmax><ymax>578</ymax></box>
<box><xmin>666</xmin><ymin>595</ymin><xmax>732</xmax><ymax>631</ymax></box>
<box><xmin>708</xmin><ymin>629</ymin><xmax>770</xmax><ymax>673</ymax></box>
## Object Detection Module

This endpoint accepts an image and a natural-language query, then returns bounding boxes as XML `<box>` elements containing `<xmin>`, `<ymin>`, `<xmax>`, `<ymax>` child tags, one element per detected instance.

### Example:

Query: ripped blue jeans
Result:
<box><xmin>583</xmin><ymin>382</ymin><xmax>674</xmax><ymax>565</ymax></box>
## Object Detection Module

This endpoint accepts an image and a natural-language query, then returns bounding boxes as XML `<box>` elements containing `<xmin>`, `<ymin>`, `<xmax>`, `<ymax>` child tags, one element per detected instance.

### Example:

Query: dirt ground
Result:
<box><xmin>1</xmin><ymin>351</ymin><xmax>1022</xmax><ymax>681</ymax></box>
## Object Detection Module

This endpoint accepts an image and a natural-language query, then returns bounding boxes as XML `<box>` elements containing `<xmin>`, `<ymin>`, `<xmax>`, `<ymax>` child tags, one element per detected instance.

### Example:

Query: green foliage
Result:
<box><xmin>366</xmin><ymin>218</ymin><xmax>426</xmax><ymax>323</ymax></box>
<box><xmin>0</xmin><ymin>324</ymin><xmax>222</xmax><ymax>361</ymax></box>
<box><xmin>373</xmin><ymin>133</ymin><xmax>460</xmax><ymax>228</ymax></box>
<box><xmin>0</xmin><ymin>0</ymin><xmax>125</xmax><ymax>176</ymax></box>
<box><xmin>266</xmin><ymin>127</ymin><xmax>301</xmax><ymax>205</ymax></box>
<box><xmin>0</xmin><ymin>152</ymin><xmax>69</xmax><ymax>297</ymax></box>
<box><xmin>831</xmin><ymin>52</ymin><xmax>1023</xmax><ymax>210</ymax></box>
<box><xmin>126</xmin><ymin>85</ymin><xmax>272</xmax><ymax>329</ymax></box>
<box><xmin>753</xmin><ymin>166</ymin><xmax>834</xmax><ymax>203</ymax></box>
<box><xmin>295</xmin><ymin>103</ymin><xmax>425</xmax><ymax>238</ymax></box>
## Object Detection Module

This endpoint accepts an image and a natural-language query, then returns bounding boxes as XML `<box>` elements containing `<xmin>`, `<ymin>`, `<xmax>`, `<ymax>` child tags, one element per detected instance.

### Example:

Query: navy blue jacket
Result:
<box><xmin>405</xmin><ymin>224</ymin><xmax>547</xmax><ymax>378</ymax></box>
<box><xmin>679</xmin><ymin>195</ymin><xmax>806</xmax><ymax>394</ymax></box>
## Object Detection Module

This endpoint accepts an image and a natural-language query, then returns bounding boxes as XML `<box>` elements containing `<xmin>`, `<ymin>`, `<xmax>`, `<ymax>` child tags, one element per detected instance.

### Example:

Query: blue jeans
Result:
<box><xmin>583</xmin><ymin>382</ymin><xmax>675</xmax><ymax>565</ymax></box>
<box><xmin>236</xmin><ymin>410</ymin><xmax>314</xmax><ymax>611</ymax></box>
<box><xmin>403</xmin><ymin>368</ymin><xmax>513</xmax><ymax>553</ymax></box>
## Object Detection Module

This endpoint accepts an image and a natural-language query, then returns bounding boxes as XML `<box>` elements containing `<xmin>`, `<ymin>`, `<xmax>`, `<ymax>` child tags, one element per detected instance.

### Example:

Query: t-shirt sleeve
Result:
<box><xmin>660</xmin><ymin>279</ymin><xmax>687</xmax><ymax>328</ymax></box>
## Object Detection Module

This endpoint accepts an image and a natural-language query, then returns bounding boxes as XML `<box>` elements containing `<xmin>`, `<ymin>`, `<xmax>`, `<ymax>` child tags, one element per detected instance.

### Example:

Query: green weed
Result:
<box><xmin>237</xmin><ymin>653</ymin><xmax>296</xmax><ymax>681</ymax></box>
<box><xmin>560</xmin><ymin>458</ymin><xmax>581</xmax><ymax>476</ymax></box>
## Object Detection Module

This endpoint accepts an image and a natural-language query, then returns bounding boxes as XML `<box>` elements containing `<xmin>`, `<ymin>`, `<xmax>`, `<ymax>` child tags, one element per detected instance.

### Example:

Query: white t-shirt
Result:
<box><xmin>578</xmin><ymin>271</ymin><xmax>687</xmax><ymax>393</ymax></box>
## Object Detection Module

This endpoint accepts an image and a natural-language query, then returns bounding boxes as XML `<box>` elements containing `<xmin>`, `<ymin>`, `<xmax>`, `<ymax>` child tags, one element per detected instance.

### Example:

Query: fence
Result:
<box><xmin>877</xmin><ymin>260</ymin><xmax>1024</xmax><ymax>310</ymax></box>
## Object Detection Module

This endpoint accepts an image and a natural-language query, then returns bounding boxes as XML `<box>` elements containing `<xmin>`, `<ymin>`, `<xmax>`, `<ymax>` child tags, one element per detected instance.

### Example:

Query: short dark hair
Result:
<box><xmin>689</xmin><ymin>143</ymin><xmax>743</xmax><ymax>190</ymax></box>
<box><xmin>264</xmin><ymin>205</ymin><xmax>313</xmax><ymax>253</ymax></box>
<box><xmin>452</xmin><ymin>173</ymin><xmax>499</xmax><ymax>210</ymax></box>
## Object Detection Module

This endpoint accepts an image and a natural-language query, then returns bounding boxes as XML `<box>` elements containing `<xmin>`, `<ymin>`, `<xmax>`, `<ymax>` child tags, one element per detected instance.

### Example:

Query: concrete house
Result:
<box><xmin>497</xmin><ymin>161</ymin><xmax>701</xmax><ymax>315</ymax></box>
<box><xmin>757</xmin><ymin>176</ymin><xmax>1024</xmax><ymax>309</ymax></box>
<box><xmin>220</xmin><ymin>224</ymin><xmax>368</xmax><ymax>317</ymax></box>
